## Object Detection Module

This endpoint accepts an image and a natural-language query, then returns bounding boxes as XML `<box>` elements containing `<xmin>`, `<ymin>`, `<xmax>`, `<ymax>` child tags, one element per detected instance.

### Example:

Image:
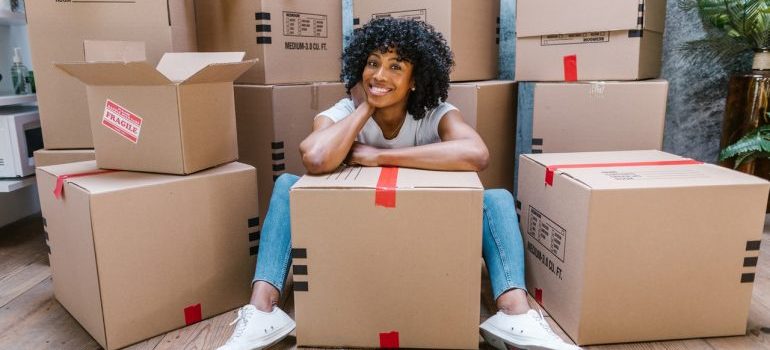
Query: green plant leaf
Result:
<box><xmin>719</xmin><ymin>125</ymin><xmax>770</xmax><ymax>166</ymax></box>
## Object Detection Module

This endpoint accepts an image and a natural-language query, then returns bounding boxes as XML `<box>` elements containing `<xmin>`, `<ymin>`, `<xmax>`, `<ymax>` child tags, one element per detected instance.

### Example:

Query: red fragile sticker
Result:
<box><xmin>563</xmin><ymin>55</ymin><xmax>577</xmax><ymax>81</ymax></box>
<box><xmin>544</xmin><ymin>159</ymin><xmax>703</xmax><ymax>186</ymax></box>
<box><xmin>379</xmin><ymin>331</ymin><xmax>400</xmax><ymax>348</ymax></box>
<box><xmin>184</xmin><ymin>304</ymin><xmax>202</xmax><ymax>325</ymax></box>
<box><xmin>54</xmin><ymin>169</ymin><xmax>117</xmax><ymax>199</ymax></box>
<box><xmin>375</xmin><ymin>167</ymin><xmax>399</xmax><ymax>208</ymax></box>
<box><xmin>102</xmin><ymin>99</ymin><xmax>143</xmax><ymax>143</ymax></box>
<box><xmin>534</xmin><ymin>288</ymin><xmax>543</xmax><ymax>304</ymax></box>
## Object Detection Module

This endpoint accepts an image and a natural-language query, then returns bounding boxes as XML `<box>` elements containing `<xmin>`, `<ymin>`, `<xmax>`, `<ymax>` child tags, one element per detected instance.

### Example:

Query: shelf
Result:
<box><xmin>0</xmin><ymin>10</ymin><xmax>25</xmax><ymax>25</ymax></box>
<box><xmin>0</xmin><ymin>176</ymin><xmax>35</xmax><ymax>193</ymax></box>
<box><xmin>0</xmin><ymin>94</ymin><xmax>35</xmax><ymax>107</ymax></box>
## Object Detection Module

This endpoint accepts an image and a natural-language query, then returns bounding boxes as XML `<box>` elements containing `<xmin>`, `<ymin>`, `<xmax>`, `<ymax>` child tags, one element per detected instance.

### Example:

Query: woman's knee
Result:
<box><xmin>483</xmin><ymin>188</ymin><xmax>514</xmax><ymax>207</ymax></box>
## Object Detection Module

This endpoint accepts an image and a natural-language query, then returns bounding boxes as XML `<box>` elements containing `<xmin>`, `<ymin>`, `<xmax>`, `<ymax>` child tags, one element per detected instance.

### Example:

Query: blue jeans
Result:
<box><xmin>254</xmin><ymin>173</ymin><xmax>527</xmax><ymax>300</ymax></box>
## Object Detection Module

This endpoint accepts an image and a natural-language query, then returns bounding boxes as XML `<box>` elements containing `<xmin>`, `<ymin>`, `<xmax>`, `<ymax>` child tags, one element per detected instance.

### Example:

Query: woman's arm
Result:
<box><xmin>299</xmin><ymin>86</ymin><xmax>374</xmax><ymax>174</ymax></box>
<box><xmin>347</xmin><ymin>109</ymin><xmax>490</xmax><ymax>171</ymax></box>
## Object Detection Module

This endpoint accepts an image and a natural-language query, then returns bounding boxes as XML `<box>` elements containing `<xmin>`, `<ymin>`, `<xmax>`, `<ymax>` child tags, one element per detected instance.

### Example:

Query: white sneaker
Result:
<box><xmin>216</xmin><ymin>304</ymin><xmax>296</xmax><ymax>350</ymax></box>
<box><xmin>480</xmin><ymin>309</ymin><xmax>581</xmax><ymax>350</ymax></box>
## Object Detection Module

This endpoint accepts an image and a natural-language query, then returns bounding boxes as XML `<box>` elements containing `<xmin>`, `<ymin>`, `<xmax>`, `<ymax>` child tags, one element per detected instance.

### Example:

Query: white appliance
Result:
<box><xmin>0</xmin><ymin>106</ymin><xmax>42</xmax><ymax>178</ymax></box>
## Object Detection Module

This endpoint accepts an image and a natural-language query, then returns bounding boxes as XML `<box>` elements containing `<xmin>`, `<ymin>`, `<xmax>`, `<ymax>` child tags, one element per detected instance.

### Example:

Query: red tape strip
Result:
<box><xmin>375</xmin><ymin>167</ymin><xmax>398</xmax><ymax>208</ymax></box>
<box><xmin>184</xmin><ymin>303</ymin><xmax>202</xmax><ymax>325</ymax></box>
<box><xmin>534</xmin><ymin>288</ymin><xmax>543</xmax><ymax>304</ymax></box>
<box><xmin>544</xmin><ymin>159</ymin><xmax>703</xmax><ymax>186</ymax></box>
<box><xmin>379</xmin><ymin>331</ymin><xmax>400</xmax><ymax>348</ymax></box>
<box><xmin>54</xmin><ymin>170</ymin><xmax>117</xmax><ymax>199</ymax></box>
<box><xmin>563</xmin><ymin>55</ymin><xmax>577</xmax><ymax>81</ymax></box>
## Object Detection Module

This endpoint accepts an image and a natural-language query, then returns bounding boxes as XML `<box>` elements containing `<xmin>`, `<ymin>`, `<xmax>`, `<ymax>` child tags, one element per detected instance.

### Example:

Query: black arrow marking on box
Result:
<box><xmin>292</xmin><ymin>248</ymin><xmax>307</xmax><ymax>259</ymax></box>
<box><xmin>744</xmin><ymin>257</ymin><xmax>758</xmax><ymax>267</ymax></box>
<box><xmin>747</xmin><ymin>240</ymin><xmax>761</xmax><ymax>251</ymax></box>
<box><xmin>255</xmin><ymin>12</ymin><xmax>271</xmax><ymax>20</ymax></box>
<box><xmin>293</xmin><ymin>265</ymin><xmax>308</xmax><ymax>275</ymax></box>
<box><xmin>250</xmin><ymin>245</ymin><xmax>259</xmax><ymax>256</ymax></box>
<box><xmin>256</xmin><ymin>24</ymin><xmax>272</xmax><ymax>32</ymax></box>
<box><xmin>741</xmin><ymin>273</ymin><xmax>755</xmax><ymax>283</ymax></box>
<box><xmin>294</xmin><ymin>281</ymin><xmax>309</xmax><ymax>292</ymax></box>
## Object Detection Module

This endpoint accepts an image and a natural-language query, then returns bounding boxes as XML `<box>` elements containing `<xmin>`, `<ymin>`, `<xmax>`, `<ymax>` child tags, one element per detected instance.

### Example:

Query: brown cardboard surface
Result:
<box><xmin>353</xmin><ymin>0</ymin><xmax>499</xmax><ymax>82</ymax></box>
<box><xmin>234</xmin><ymin>83</ymin><xmax>347</xmax><ymax>222</ymax></box>
<box><xmin>532</xmin><ymin>80</ymin><xmax>667</xmax><ymax>153</ymax></box>
<box><xmin>516</xmin><ymin>150</ymin><xmax>770</xmax><ymax>345</ymax></box>
<box><xmin>27</xmin><ymin>0</ymin><xmax>197</xmax><ymax>149</ymax></box>
<box><xmin>514</xmin><ymin>0</ymin><xmax>665</xmax><ymax>81</ymax></box>
<box><xmin>57</xmin><ymin>53</ymin><xmax>255</xmax><ymax>175</ymax></box>
<box><xmin>83</xmin><ymin>41</ymin><xmax>147</xmax><ymax>63</ymax></box>
<box><xmin>195</xmin><ymin>0</ymin><xmax>343</xmax><ymax>84</ymax></box>
<box><xmin>36</xmin><ymin>161</ymin><xmax>258</xmax><ymax>350</ymax></box>
<box><xmin>34</xmin><ymin>149</ymin><xmax>95</xmax><ymax>167</ymax></box>
<box><xmin>448</xmin><ymin>81</ymin><xmax>516</xmax><ymax>191</ymax></box>
<box><xmin>291</xmin><ymin>166</ymin><xmax>482</xmax><ymax>349</ymax></box>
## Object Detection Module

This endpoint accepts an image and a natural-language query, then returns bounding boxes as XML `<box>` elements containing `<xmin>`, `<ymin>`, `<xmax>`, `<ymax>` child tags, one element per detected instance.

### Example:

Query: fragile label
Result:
<box><xmin>541</xmin><ymin>31</ymin><xmax>609</xmax><ymax>46</ymax></box>
<box><xmin>527</xmin><ymin>206</ymin><xmax>566</xmax><ymax>262</ymax></box>
<box><xmin>102</xmin><ymin>100</ymin><xmax>142</xmax><ymax>143</ymax></box>
<box><xmin>283</xmin><ymin>12</ymin><xmax>328</xmax><ymax>38</ymax></box>
<box><xmin>372</xmin><ymin>9</ymin><xmax>427</xmax><ymax>22</ymax></box>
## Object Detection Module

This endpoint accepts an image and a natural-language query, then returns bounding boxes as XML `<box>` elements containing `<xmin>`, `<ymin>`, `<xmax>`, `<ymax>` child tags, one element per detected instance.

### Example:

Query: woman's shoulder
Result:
<box><xmin>425</xmin><ymin>101</ymin><xmax>458</xmax><ymax>120</ymax></box>
<box><xmin>318</xmin><ymin>97</ymin><xmax>355</xmax><ymax>122</ymax></box>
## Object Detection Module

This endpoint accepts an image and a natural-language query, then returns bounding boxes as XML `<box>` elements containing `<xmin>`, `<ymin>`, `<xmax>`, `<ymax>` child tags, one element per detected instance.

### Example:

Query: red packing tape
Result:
<box><xmin>544</xmin><ymin>159</ymin><xmax>703</xmax><ymax>186</ymax></box>
<box><xmin>534</xmin><ymin>288</ymin><xmax>543</xmax><ymax>304</ymax></box>
<box><xmin>379</xmin><ymin>331</ymin><xmax>400</xmax><ymax>348</ymax></box>
<box><xmin>563</xmin><ymin>55</ymin><xmax>577</xmax><ymax>81</ymax></box>
<box><xmin>375</xmin><ymin>167</ymin><xmax>398</xmax><ymax>208</ymax></box>
<box><xmin>184</xmin><ymin>304</ymin><xmax>202</xmax><ymax>325</ymax></box>
<box><xmin>54</xmin><ymin>169</ymin><xmax>117</xmax><ymax>199</ymax></box>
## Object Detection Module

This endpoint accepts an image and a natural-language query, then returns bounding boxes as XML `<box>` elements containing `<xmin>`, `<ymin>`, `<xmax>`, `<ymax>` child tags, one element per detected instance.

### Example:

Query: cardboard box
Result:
<box><xmin>34</xmin><ymin>149</ymin><xmax>95</xmax><ymax>167</ymax></box>
<box><xmin>26</xmin><ymin>0</ymin><xmax>197</xmax><ymax>149</ymax></box>
<box><xmin>291</xmin><ymin>166</ymin><xmax>483</xmax><ymax>349</ymax></box>
<box><xmin>514</xmin><ymin>79</ymin><xmax>667</xmax><ymax>193</ymax></box>
<box><xmin>234</xmin><ymin>83</ymin><xmax>347</xmax><ymax>221</ymax></box>
<box><xmin>36</xmin><ymin>161</ymin><xmax>258</xmax><ymax>350</ymax></box>
<box><xmin>515</xmin><ymin>0</ymin><xmax>666</xmax><ymax>81</ymax></box>
<box><xmin>448</xmin><ymin>80</ymin><xmax>516</xmax><ymax>191</ymax></box>
<box><xmin>353</xmin><ymin>0</ymin><xmax>499</xmax><ymax>82</ymax></box>
<box><xmin>516</xmin><ymin>150</ymin><xmax>769</xmax><ymax>345</ymax></box>
<box><xmin>56</xmin><ymin>53</ymin><xmax>255</xmax><ymax>175</ymax></box>
<box><xmin>195</xmin><ymin>0</ymin><xmax>343</xmax><ymax>84</ymax></box>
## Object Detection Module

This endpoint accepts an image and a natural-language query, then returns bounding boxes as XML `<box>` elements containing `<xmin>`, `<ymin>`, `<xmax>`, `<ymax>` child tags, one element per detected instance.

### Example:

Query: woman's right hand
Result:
<box><xmin>351</xmin><ymin>82</ymin><xmax>375</xmax><ymax>116</ymax></box>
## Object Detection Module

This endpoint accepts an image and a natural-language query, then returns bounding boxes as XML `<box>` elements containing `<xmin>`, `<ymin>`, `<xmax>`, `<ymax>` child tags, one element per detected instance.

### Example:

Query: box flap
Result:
<box><xmin>517</xmin><ymin>0</ymin><xmax>661</xmax><ymax>36</ymax></box>
<box><xmin>38</xmin><ymin>161</ymin><xmax>254</xmax><ymax>196</ymax></box>
<box><xmin>292</xmin><ymin>166</ymin><xmax>483</xmax><ymax>190</ymax></box>
<box><xmin>156</xmin><ymin>52</ymin><xmax>246</xmax><ymax>82</ymax></box>
<box><xmin>523</xmin><ymin>150</ymin><xmax>770</xmax><ymax>190</ymax></box>
<box><xmin>83</xmin><ymin>40</ymin><xmax>147</xmax><ymax>63</ymax></box>
<box><xmin>56</xmin><ymin>62</ymin><xmax>172</xmax><ymax>86</ymax></box>
<box><xmin>182</xmin><ymin>59</ymin><xmax>258</xmax><ymax>84</ymax></box>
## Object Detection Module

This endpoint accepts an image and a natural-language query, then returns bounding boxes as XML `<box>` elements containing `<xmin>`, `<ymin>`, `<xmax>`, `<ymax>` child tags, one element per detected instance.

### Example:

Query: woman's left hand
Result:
<box><xmin>346</xmin><ymin>142</ymin><xmax>381</xmax><ymax>167</ymax></box>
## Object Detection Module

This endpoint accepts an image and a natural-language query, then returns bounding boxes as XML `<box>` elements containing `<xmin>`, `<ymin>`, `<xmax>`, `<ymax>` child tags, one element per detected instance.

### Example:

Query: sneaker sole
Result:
<box><xmin>480</xmin><ymin>323</ymin><xmax>571</xmax><ymax>350</ymax></box>
<box><xmin>253</xmin><ymin>321</ymin><xmax>296</xmax><ymax>350</ymax></box>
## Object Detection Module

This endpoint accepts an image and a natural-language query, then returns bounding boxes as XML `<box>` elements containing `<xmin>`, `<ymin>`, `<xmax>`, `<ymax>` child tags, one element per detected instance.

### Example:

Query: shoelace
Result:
<box><xmin>225</xmin><ymin>307</ymin><xmax>255</xmax><ymax>344</ymax></box>
<box><xmin>532</xmin><ymin>309</ymin><xmax>561</xmax><ymax>340</ymax></box>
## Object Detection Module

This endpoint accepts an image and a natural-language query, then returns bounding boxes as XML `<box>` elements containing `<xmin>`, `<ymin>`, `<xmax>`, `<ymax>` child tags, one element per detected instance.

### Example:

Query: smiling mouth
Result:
<box><xmin>368</xmin><ymin>84</ymin><xmax>392</xmax><ymax>96</ymax></box>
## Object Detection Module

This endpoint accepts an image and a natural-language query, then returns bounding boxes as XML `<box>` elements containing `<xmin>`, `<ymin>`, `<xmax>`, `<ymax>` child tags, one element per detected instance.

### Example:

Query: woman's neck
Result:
<box><xmin>373</xmin><ymin>102</ymin><xmax>408</xmax><ymax>126</ymax></box>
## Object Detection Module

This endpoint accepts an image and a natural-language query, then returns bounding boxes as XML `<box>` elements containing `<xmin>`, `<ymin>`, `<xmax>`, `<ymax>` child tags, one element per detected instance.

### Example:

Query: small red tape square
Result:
<box><xmin>184</xmin><ymin>304</ymin><xmax>202</xmax><ymax>325</ymax></box>
<box><xmin>563</xmin><ymin>55</ymin><xmax>577</xmax><ymax>81</ymax></box>
<box><xmin>379</xmin><ymin>331</ymin><xmax>400</xmax><ymax>348</ymax></box>
<box><xmin>534</xmin><ymin>288</ymin><xmax>543</xmax><ymax>304</ymax></box>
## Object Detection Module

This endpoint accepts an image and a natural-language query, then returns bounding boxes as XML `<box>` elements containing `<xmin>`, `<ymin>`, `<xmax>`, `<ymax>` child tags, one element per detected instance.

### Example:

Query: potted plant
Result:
<box><xmin>684</xmin><ymin>0</ymin><xmax>770</xmax><ymax>210</ymax></box>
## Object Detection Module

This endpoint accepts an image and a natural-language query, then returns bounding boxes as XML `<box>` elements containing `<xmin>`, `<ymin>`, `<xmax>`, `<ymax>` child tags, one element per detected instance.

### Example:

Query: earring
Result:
<box><xmin>411</xmin><ymin>87</ymin><xmax>416</xmax><ymax>91</ymax></box>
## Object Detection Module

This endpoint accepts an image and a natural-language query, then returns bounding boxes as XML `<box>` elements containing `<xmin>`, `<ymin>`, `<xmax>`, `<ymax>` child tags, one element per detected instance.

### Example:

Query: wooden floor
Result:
<box><xmin>1</xmin><ymin>215</ymin><xmax>769</xmax><ymax>350</ymax></box>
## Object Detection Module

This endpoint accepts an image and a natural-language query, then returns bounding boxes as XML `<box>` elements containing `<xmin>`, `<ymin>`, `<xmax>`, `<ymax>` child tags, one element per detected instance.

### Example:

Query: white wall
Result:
<box><xmin>0</xmin><ymin>183</ymin><xmax>39</xmax><ymax>228</ymax></box>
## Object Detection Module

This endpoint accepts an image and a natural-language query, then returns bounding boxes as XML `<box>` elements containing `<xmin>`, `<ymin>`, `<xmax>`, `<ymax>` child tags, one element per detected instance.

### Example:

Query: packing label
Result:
<box><xmin>541</xmin><ymin>31</ymin><xmax>609</xmax><ymax>46</ymax></box>
<box><xmin>372</xmin><ymin>9</ymin><xmax>427</xmax><ymax>22</ymax></box>
<box><xmin>601</xmin><ymin>169</ymin><xmax>707</xmax><ymax>181</ymax></box>
<box><xmin>283</xmin><ymin>12</ymin><xmax>328</xmax><ymax>38</ymax></box>
<box><xmin>527</xmin><ymin>206</ymin><xmax>566</xmax><ymax>262</ymax></box>
<box><xmin>102</xmin><ymin>100</ymin><xmax>142</xmax><ymax>144</ymax></box>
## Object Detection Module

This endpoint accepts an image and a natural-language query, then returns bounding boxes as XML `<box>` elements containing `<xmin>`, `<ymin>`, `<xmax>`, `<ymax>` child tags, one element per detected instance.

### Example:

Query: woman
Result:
<box><xmin>218</xmin><ymin>18</ymin><xmax>579</xmax><ymax>350</ymax></box>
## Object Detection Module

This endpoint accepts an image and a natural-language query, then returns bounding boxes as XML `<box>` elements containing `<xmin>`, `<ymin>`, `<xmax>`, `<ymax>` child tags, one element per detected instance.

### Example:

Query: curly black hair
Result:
<box><xmin>342</xmin><ymin>17</ymin><xmax>454</xmax><ymax>120</ymax></box>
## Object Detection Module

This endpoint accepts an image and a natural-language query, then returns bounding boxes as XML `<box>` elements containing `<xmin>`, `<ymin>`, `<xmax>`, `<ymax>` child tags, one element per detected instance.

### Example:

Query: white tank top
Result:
<box><xmin>317</xmin><ymin>98</ymin><xmax>458</xmax><ymax>149</ymax></box>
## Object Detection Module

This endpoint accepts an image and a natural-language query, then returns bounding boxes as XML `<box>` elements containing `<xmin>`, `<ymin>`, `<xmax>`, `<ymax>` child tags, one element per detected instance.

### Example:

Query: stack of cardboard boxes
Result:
<box><xmin>512</xmin><ymin>0</ymin><xmax>770</xmax><ymax>346</ymax></box>
<box><xmin>194</xmin><ymin>0</ymin><xmax>347</xmax><ymax>223</ymax></box>
<box><xmin>354</xmin><ymin>0</ymin><xmax>517</xmax><ymax>192</ymax></box>
<box><xmin>34</xmin><ymin>51</ymin><xmax>259</xmax><ymax>349</ymax></box>
<box><xmin>513</xmin><ymin>0</ymin><xmax>669</xmax><ymax>195</ymax></box>
<box><xmin>27</xmin><ymin>0</ymin><xmax>198</xmax><ymax>166</ymax></box>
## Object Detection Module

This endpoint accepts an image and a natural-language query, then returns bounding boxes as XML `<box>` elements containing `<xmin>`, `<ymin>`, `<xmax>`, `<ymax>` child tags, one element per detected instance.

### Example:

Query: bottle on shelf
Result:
<box><xmin>11</xmin><ymin>47</ymin><xmax>28</xmax><ymax>95</ymax></box>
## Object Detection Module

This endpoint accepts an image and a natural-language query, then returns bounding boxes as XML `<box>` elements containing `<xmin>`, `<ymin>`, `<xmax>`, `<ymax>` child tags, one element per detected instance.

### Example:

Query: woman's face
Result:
<box><xmin>361</xmin><ymin>49</ymin><xmax>414</xmax><ymax>110</ymax></box>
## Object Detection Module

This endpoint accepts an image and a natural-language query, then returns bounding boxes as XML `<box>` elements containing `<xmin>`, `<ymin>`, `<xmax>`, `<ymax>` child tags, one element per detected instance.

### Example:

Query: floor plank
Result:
<box><xmin>0</xmin><ymin>253</ymin><xmax>51</xmax><ymax>308</ymax></box>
